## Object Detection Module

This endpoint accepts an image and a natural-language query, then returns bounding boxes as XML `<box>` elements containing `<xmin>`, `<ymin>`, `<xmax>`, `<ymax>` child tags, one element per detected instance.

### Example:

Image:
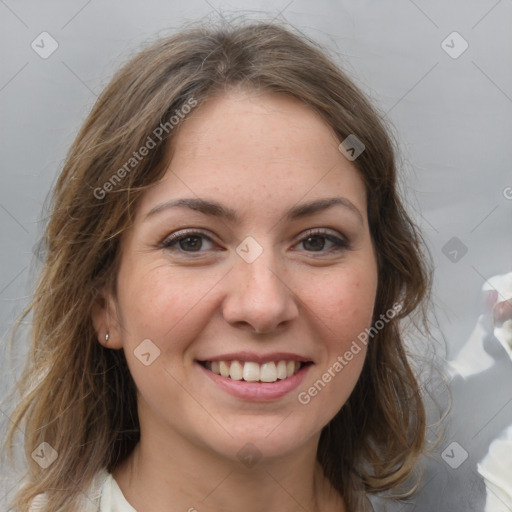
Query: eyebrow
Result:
<box><xmin>145</xmin><ymin>196</ymin><xmax>364</xmax><ymax>224</ymax></box>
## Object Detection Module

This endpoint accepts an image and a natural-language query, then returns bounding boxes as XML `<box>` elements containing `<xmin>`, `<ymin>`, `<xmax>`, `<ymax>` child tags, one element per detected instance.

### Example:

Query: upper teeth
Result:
<box><xmin>204</xmin><ymin>360</ymin><xmax>301</xmax><ymax>382</ymax></box>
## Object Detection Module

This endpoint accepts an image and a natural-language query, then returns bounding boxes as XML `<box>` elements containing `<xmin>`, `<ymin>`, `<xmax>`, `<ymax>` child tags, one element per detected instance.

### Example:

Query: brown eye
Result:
<box><xmin>176</xmin><ymin>235</ymin><xmax>203</xmax><ymax>251</ymax></box>
<box><xmin>302</xmin><ymin>235</ymin><xmax>327</xmax><ymax>251</ymax></box>
<box><xmin>161</xmin><ymin>230</ymin><xmax>215</xmax><ymax>253</ymax></box>
<box><xmin>296</xmin><ymin>230</ymin><xmax>349</xmax><ymax>253</ymax></box>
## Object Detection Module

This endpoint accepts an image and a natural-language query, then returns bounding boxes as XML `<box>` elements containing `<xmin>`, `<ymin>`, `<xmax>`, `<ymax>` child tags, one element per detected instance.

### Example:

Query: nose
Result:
<box><xmin>221</xmin><ymin>249</ymin><xmax>299</xmax><ymax>334</ymax></box>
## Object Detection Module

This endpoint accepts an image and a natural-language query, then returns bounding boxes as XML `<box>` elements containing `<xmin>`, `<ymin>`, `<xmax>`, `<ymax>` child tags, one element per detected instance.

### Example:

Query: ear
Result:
<box><xmin>91</xmin><ymin>287</ymin><xmax>123</xmax><ymax>349</ymax></box>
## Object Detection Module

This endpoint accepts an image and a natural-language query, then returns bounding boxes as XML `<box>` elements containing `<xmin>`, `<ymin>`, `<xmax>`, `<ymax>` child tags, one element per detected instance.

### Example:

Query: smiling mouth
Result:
<box><xmin>198</xmin><ymin>360</ymin><xmax>312</xmax><ymax>383</ymax></box>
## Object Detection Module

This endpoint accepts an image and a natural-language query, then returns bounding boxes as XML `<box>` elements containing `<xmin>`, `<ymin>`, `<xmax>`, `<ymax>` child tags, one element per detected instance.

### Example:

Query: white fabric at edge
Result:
<box><xmin>28</xmin><ymin>470</ymin><xmax>136</xmax><ymax>512</ymax></box>
<box><xmin>99</xmin><ymin>471</ymin><xmax>137</xmax><ymax>512</ymax></box>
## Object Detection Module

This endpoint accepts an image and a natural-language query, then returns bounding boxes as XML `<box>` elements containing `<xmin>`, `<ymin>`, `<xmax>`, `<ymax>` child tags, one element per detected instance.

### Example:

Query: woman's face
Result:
<box><xmin>101</xmin><ymin>90</ymin><xmax>378</xmax><ymax>462</ymax></box>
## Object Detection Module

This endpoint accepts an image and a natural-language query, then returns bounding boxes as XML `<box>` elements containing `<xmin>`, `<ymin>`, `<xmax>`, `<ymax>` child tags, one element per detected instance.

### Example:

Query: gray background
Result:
<box><xmin>1</xmin><ymin>1</ymin><xmax>511</xmax><ymax>510</ymax></box>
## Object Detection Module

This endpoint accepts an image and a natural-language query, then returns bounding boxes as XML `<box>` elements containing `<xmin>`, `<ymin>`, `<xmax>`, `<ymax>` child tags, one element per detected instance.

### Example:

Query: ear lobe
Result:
<box><xmin>91</xmin><ymin>289</ymin><xmax>123</xmax><ymax>349</ymax></box>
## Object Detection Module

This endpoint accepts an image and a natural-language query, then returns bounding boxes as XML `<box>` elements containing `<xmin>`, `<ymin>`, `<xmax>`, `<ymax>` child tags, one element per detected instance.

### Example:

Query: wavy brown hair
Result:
<box><xmin>3</xmin><ymin>20</ymin><xmax>432</xmax><ymax>511</ymax></box>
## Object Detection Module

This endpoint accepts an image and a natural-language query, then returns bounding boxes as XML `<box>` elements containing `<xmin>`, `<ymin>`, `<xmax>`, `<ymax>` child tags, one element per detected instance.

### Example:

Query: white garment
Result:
<box><xmin>99</xmin><ymin>471</ymin><xmax>137</xmax><ymax>512</ymax></box>
<box><xmin>477</xmin><ymin>425</ymin><xmax>512</xmax><ymax>511</ymax></box>
<box><xmin>467</xmin><ymin>271</ymin><xmax>512</xmax><ymax>512</ymax></box>
<box><xmin>29</xmin><ymin>469</ymin><xmax>136</xmax><ymax>511</ymax></box>
<box><xmin>449</xmin><ymin>271</ymin><xmax>512</xmax><ymax>378</ymax></box>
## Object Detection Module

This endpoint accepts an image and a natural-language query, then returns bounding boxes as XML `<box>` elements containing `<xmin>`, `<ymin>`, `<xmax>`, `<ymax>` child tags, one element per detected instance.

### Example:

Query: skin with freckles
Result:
<box><xmin>92</xmin><ymin>89</ymin><xmax>378</xmax><ymax>512</ymax></box>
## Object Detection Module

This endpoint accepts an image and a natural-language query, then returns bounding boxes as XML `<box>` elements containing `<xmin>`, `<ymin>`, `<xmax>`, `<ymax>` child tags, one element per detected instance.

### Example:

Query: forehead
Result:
<box><xmin>169</xmin><ymin>89</ymin><xmax>339</xmax><ymax>168</ymax></box>
<box><xmin>138</xmin><ymin>89</ymin><xmax>367</xmax><ymax>221</ymax></box>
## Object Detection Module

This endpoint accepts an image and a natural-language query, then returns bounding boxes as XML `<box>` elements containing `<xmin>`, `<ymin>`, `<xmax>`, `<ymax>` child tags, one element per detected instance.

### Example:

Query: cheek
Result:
<box><xmin>296</xmin><ymin>262</ymin><xmax>377</xmax><ymax>414</ymax></box>
<box><xmin>310</xmin><ymin>264</ymin><xmax>378</xmax><ymax>343</ymax></box>
<box><xmin>114</xmin><ymin>264</ymin><xmax>217</xmax><ymax>400</ymax></box>
<box><xmin>116</xmin><ymin>262</ymin><xmax>216</xmax><ymax>348</ymax></box>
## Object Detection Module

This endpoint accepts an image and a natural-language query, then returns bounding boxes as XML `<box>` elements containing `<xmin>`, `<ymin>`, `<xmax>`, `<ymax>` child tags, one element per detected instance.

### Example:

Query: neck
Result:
<box><xmin>112</xmin><ymin>425</ymin><xmax>345</xmax><ymax>512</ymax></box>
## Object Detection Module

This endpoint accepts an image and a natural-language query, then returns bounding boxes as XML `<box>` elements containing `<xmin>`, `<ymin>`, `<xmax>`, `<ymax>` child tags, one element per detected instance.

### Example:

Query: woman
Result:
<box><xmin>4</xmin><ymin>20</ymin><xmax>431</xmax><ymax>511</ymax></box>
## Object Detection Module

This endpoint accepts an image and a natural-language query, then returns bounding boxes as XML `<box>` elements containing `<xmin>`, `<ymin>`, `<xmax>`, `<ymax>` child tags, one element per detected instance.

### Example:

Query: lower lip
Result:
<box><xmin>197</xmin><ymin>362</ymin><xmax>312</xmax><ymax>402</ymax></box>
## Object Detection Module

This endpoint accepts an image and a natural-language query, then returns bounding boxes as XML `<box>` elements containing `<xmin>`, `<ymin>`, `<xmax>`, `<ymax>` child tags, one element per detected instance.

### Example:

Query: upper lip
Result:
<box><xmin>197</xmin><ymin>352</ymin><xmax>313</xmax><ymax>364</ymax></box>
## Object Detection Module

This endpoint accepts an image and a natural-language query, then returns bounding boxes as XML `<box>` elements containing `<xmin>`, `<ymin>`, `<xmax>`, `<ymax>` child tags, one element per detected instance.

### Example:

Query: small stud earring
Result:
<box><xmin>105</xmin><ymin>332</ymin><xmax>110</xmax><ymax>343</ymax></box>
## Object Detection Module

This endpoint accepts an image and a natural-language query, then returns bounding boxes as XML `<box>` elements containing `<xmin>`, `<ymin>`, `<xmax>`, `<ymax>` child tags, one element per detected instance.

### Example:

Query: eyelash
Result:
<box><xmin>160</xmin><ymin>228</ymin><xmax>350</xmax><ymax>256</ymax></box>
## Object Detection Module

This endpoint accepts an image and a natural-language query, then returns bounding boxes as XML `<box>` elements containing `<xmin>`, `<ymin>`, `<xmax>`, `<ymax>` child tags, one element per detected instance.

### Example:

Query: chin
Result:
<box><xmin>203</xmin><ymin>418</ymin><xmax>321</xmax><ymax>464</ymax></box>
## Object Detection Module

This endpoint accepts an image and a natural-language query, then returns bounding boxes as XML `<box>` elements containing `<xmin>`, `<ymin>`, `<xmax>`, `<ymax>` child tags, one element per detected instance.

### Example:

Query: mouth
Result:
<box><xmin>197</xmin><ymin>359</ymin><xmax>312</xmax><ymax>383</ymax></box>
